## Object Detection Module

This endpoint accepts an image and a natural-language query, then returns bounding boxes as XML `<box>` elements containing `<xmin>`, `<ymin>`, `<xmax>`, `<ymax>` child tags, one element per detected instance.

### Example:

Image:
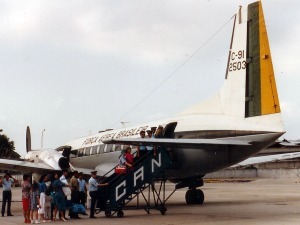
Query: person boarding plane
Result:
<box><xmin>0</xmin><ymin>1</ymin><xmax>296</xmax><ymax>205</ymax></box>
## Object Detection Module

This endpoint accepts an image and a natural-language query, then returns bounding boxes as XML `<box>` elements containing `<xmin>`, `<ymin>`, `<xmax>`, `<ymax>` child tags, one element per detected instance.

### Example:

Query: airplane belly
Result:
<box><xmin>165</xmin><ymin>132</ymin><xmax>282</xmax><ymax>179</ymax></box>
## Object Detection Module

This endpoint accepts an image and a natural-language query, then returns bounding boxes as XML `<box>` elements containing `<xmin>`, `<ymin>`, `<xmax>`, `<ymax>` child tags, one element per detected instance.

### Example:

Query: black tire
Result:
<box><xmin>185</xmin><ymin>189</ymin><xmax>205</xmax><ymax>204</ymax></box>
<box><xmin>185</xmin><ymin>189</ymin><xmax>195</xmax><ymax>204</ymax></box>
<box><xmin>117</xmin><ymin>210</ymin><xmax>124</xmax><ymax>218</ymax></box>
<box><xmin>105</xmin><ymin>210</ymin><xmax>111</xmax><ymax>217</ymax></box>
<box><xmin>194</xmin><ymin>189</ymin><xmax>204</xmax><ymax>204</ymax></box>
<box><xmin>160</xmin><ymin>208</ymin><xmax>166</xmax><ymax>215</ymax></box>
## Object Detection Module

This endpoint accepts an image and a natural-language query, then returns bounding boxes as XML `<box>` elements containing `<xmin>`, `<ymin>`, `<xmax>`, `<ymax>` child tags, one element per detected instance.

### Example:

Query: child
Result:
<box><xmin>44</xmin><ymin>189</ymin><xmax>52</xmax><ymax>222</ymax></box>
<box><xmin>30</xmin><ymin>182</ymin><xmax>40</xmax><ymax>224</ymax></box>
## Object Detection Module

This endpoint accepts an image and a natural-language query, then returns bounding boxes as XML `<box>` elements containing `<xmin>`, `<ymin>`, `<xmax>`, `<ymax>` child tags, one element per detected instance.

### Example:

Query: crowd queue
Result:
<box><xmin>0</xmin><ymin>125</ymin><xmax>164</xmax><ymax>223</ymax></box>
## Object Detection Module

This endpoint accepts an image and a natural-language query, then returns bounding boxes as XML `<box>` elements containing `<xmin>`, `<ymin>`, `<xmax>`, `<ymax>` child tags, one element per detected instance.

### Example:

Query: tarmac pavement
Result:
<box><xmin>1</xmin><ymin>178</ymin><xmax>300</xmax><ymax>225</ymax></box>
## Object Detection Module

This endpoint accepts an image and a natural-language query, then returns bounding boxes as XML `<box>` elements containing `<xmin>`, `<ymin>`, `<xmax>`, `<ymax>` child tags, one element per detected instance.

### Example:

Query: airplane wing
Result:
<box><xmin>279</xmin><ymin>142</ymin><xmax>300</xmax><ymax>147</ymax></box>
<box><xmin>0</xmin><ymin>158</ymin><xmax>54</xmax><ymax>173</ymax></box>
<box><xmin>0</xmin><ymin>158</ymin><xmax>104</xmax><ymax>176</ymax></box>
<box><xmin>231</xmin><ymin>152</ymin><xmax>300</xmax><ymax>168</ymax></box>
<box><xmin>102</xmin><ymin>137</ymin><xmax>251</xmax><ymax>149</ymax></box>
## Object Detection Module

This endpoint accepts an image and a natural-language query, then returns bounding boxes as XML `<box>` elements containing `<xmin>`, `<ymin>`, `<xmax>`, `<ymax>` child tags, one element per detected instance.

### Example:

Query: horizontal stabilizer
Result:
<box><xmin>232</xmin><ymin>152</ymin><xmax>300</xmax><ymax>168</ymax></box>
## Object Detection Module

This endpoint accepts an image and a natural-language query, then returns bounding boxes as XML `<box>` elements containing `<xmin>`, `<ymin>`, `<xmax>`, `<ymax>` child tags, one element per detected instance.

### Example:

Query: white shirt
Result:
<box><xmin>78</xmin><ymin>178</ymin><xmax>86</xmax><ymax>192</ymax></box>
<box><xmin>2</xmin><ymin>178</ymin><xmax>14</xmax><ymax>191</ymax></box>
<box><xmin>60</xmin><ymin>175</ymin><xmax>67</xmax><ymax>184</ymax></box>
<box><xmin>146</xmin><ymin>136</ymin><xmax>154</xmax><ymax>150</ymax></box>
<box><xmin>88</xmin><ymin>177</ymin><xmax>98</xmax><ymax>192</ymax></box>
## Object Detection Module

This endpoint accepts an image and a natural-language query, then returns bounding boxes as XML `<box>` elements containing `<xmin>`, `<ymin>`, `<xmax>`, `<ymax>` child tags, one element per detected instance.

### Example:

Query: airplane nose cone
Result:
<box><xmin>58</xmin><ymin>157</ymin><xmax>69</xmax><ymax>170</ymax></box>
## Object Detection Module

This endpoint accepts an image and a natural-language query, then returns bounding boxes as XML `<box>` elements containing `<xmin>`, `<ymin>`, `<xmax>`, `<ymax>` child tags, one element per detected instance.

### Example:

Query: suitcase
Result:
<box><xmin>115</xmin><ymin>166</ymin><xmax>126</xmax><ymax>174</ymax></box>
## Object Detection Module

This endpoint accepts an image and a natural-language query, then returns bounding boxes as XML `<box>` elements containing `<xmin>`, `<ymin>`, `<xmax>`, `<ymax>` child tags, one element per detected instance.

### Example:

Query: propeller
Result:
<box><xmin>26</xmin><ymin>126</ymin><xmax>31</xmax><ymax>152</ymax></box>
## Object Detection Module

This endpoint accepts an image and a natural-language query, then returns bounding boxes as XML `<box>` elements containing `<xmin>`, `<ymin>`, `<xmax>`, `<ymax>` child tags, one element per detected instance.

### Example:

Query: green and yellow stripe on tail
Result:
<box><xmin>245</xmin><ymin>1</ymin><xmax>280</xmax><ymax>118</ymax></box>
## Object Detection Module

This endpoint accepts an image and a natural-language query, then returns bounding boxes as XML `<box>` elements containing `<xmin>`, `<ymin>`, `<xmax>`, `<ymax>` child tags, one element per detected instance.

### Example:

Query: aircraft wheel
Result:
<box><xmin>105</xmin><ymin>210</ymin><xmax>111</xmax><ymax>217</ymax></box>
<box><xmin>185</xmin><ymin>189</ymin><xmax>195</xmax><ymax>204</ymax></box>
<box><xmin>185</xmin><ymin>189</ymin><xmax>205</xmax><ymax>204</ymax></box>
<box><xmin>160</xmin><ymin>207</ymin><xmax>167</xmax><ymax>215</ymax></box>
<box><xmin>117</xmin><ymin>210</ymin><xmax>124</xmax><ymax>218</ymax></box>
<box><xmin>194</xmin><ymin>189</ymin><xmax>204</xmax><ymax>204</ymax></box>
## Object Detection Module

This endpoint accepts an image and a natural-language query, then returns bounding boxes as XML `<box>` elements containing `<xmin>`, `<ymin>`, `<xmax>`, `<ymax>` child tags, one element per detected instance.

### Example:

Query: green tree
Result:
<box><xmin>0</xmin><ymin>131</ymin><xmax>20</xmax><ymax>158</ymax></box>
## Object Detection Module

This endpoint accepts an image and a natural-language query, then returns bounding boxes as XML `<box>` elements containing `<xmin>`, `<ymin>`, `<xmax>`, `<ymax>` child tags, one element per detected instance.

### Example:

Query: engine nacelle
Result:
<box><xmin>25</xmin><ymin>149</ymin><xmax>70</xmax><ymax>170</ymax></box>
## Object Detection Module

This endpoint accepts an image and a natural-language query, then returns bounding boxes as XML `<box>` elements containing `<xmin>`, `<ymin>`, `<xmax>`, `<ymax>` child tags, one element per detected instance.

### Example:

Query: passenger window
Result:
<box><xmin>105</xmin><ymin>144</ymin><xmax>113</xmax><ymax>153</ymax></box>
<box><xmin>114</xmin><ymin>145</ymin><xmax>122</xmax><ymax>152</ymax></box>
<box><xmin>99</xmin><ymin>144</ymin><xmax>105</xmax><ymax>154</ymax></box>
<box><xmin>84</xmin><ymin>147</ymin><xmax>91</xmax><ymax>156</ymax></box>
<box><xmin>91</xmin><ymin>146</ymin><xmax>98</xmax><ymax>155</ymax></box>
<box><xmin>78</xmin><ymin>148</ymin><xmax>84</xmax><ymax>157</ymax></box>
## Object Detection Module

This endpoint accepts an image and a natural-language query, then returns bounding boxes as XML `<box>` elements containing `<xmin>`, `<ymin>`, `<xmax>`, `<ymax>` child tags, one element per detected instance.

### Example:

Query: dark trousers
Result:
<box><xmin>78</xmin><ymin>191</ymin><xmax>86</xmax><ymax>206</ymax></box>
<box><xmin>1</xmin><ymin>190</ymin><xmax>12</xmax><ymax>216</ymax></box>
<box><xmin>89</xmin><ymin>191</ymin><xmax>97</xmax><ymax>217</ymax></box>
<box><xmin>71</xmin><ymin>190</ymin><xmax>79</xmax><ymax>204</ymax></box>
<box><xmin>70</xmin><ymin>190</ymin><xmax>80</xmax><ymax>218</ymax></box>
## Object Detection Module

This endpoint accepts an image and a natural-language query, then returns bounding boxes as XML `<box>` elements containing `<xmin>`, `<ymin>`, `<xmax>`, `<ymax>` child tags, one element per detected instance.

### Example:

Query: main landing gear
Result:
<box><xmin>174</xmin><ymin>176</ymin><xmax>205</xmax><ymax>205</ymax></box>
<box><xmin>185</xmin><ymin>189</ymin><xmax>204</xmax><ymax>204</ymax></box>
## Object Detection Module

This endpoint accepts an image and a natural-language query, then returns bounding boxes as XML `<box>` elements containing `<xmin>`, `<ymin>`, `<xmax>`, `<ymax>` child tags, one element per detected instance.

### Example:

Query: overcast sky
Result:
<box><xmin>0</xmin><ymin>0</ymin><xmax>299</xmax><ymax>156</ymax></box>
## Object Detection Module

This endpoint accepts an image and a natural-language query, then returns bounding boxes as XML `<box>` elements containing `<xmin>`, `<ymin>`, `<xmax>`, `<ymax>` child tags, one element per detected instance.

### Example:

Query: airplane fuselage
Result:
<box><xmin>65</xmin><ymin>112</ymin><xmax>284</xmax><ymax>179</ymax></box>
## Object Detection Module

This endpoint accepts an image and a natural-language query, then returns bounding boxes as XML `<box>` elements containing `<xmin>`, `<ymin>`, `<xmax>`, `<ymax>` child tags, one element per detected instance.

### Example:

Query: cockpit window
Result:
<box><xmin>70</xmin><ymin>150</ymin><xmax>78</xmax><ymax>158</ymax></box>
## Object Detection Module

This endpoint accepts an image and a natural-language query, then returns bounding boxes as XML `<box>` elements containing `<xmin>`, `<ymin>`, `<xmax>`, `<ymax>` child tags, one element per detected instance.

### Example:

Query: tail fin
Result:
<box><xmin>180</xmin><ymin>1</ymin><xmax>281</xmax><ymax>119</ymax></box>
<box><xmin>244</xmin><ymin>1</ymin><xmax>280</xmax><ymax>117</ymax></box>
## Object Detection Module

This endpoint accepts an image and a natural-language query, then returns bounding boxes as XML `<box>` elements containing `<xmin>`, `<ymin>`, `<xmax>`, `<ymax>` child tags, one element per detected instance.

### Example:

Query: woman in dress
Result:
<box><xmin>52</xmin><ymin>172</ymin><xmax>69</xmax><ymax>222</ymax></box>
<box><xmin>21</xmin><ymin>174</ymin><xmax>31</xmax><ymax>223</ymax></box>
<box><xmin>38</xmin><ymin>174</ymin><xmax>48</xmax><ymax>222</ymax></box>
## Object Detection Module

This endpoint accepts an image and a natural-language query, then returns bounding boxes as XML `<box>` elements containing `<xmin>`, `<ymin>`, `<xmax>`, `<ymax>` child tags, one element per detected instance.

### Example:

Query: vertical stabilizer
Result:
<box><xmin>179</xmin><ymin>1</ymin><xmax>281</xmax><ymax>122</ymax></box>
<box><xmin>245</xmin><ymin>1</ymin><xmax>280</xmax><ymax>117</ymax></box>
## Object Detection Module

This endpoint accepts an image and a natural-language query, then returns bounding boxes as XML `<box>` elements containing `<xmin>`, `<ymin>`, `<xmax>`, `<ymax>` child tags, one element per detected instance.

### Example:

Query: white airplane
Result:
<box><xmin>278</xmin><ymin>139</ymin><xmax>300</xmax><ymax>147</ymax></box>
<box><xmin>0</xmin><ymin>1</ymin><xmax>296</xmax><ymax>204</ymax></box>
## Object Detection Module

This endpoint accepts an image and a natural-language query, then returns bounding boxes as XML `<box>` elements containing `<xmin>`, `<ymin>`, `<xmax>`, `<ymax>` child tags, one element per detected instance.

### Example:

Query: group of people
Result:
<box><xmin>15</xmin><ymin>169</ymin><xmax>105</xmax><ymax>223</ymax></box>
<box><xmin>137</xmin><ymin>125</ymin><xmax>163</xmax><ymax>158</ymax></box>
<box><xmin>118</xmin><ymin>125</ymin><xmax>164</xmax><ymax>170</ymax></box>
<box><xmin>1</xmin><ymin>125</ymin><xmax>165</xmax><ymax>223</ymax></box>
<box><xmin>20</xmin><ymin>171</ymin><xmax>70</xmax><ymax>223</ymax></box>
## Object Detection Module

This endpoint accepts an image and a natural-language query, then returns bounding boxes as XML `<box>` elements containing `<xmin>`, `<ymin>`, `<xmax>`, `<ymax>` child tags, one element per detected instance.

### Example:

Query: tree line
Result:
<box><xmin>0</xmin><ymin>130</ymin><xmax>20</xmax><ymax>158</ymax></box>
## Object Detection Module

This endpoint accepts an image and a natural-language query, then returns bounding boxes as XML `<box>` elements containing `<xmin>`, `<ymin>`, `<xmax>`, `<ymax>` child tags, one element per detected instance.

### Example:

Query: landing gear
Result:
<box><xmin>159</xmin><ymin>206</ymin><xmax>167</xmax><ymax>215</ymax></box>
<box><xmin>185</xmin><ymin>189</ymin><xmax>204</xmax><ymax>204</ymax></box>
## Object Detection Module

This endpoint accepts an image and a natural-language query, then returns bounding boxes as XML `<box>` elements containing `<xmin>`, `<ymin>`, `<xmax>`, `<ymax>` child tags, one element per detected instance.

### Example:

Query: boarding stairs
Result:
<box><xmin>96</xmin><ymin>147</ymin><xmax>173</xmax><ymax>217</ymax></box>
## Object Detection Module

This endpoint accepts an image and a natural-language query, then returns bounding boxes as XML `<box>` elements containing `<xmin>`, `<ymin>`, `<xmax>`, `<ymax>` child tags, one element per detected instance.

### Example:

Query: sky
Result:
<box><xmin>0</xmin><ymin>0</ymin><xmax>299</xmax><ymax>156</ymax></box>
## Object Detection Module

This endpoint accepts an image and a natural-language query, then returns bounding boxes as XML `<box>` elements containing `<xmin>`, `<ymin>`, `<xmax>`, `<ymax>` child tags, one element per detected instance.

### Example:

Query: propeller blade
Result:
<box><xmin>26</xmin><ymin>126</ymin><xmax>31</xmax><ymax>152</ymax></box>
